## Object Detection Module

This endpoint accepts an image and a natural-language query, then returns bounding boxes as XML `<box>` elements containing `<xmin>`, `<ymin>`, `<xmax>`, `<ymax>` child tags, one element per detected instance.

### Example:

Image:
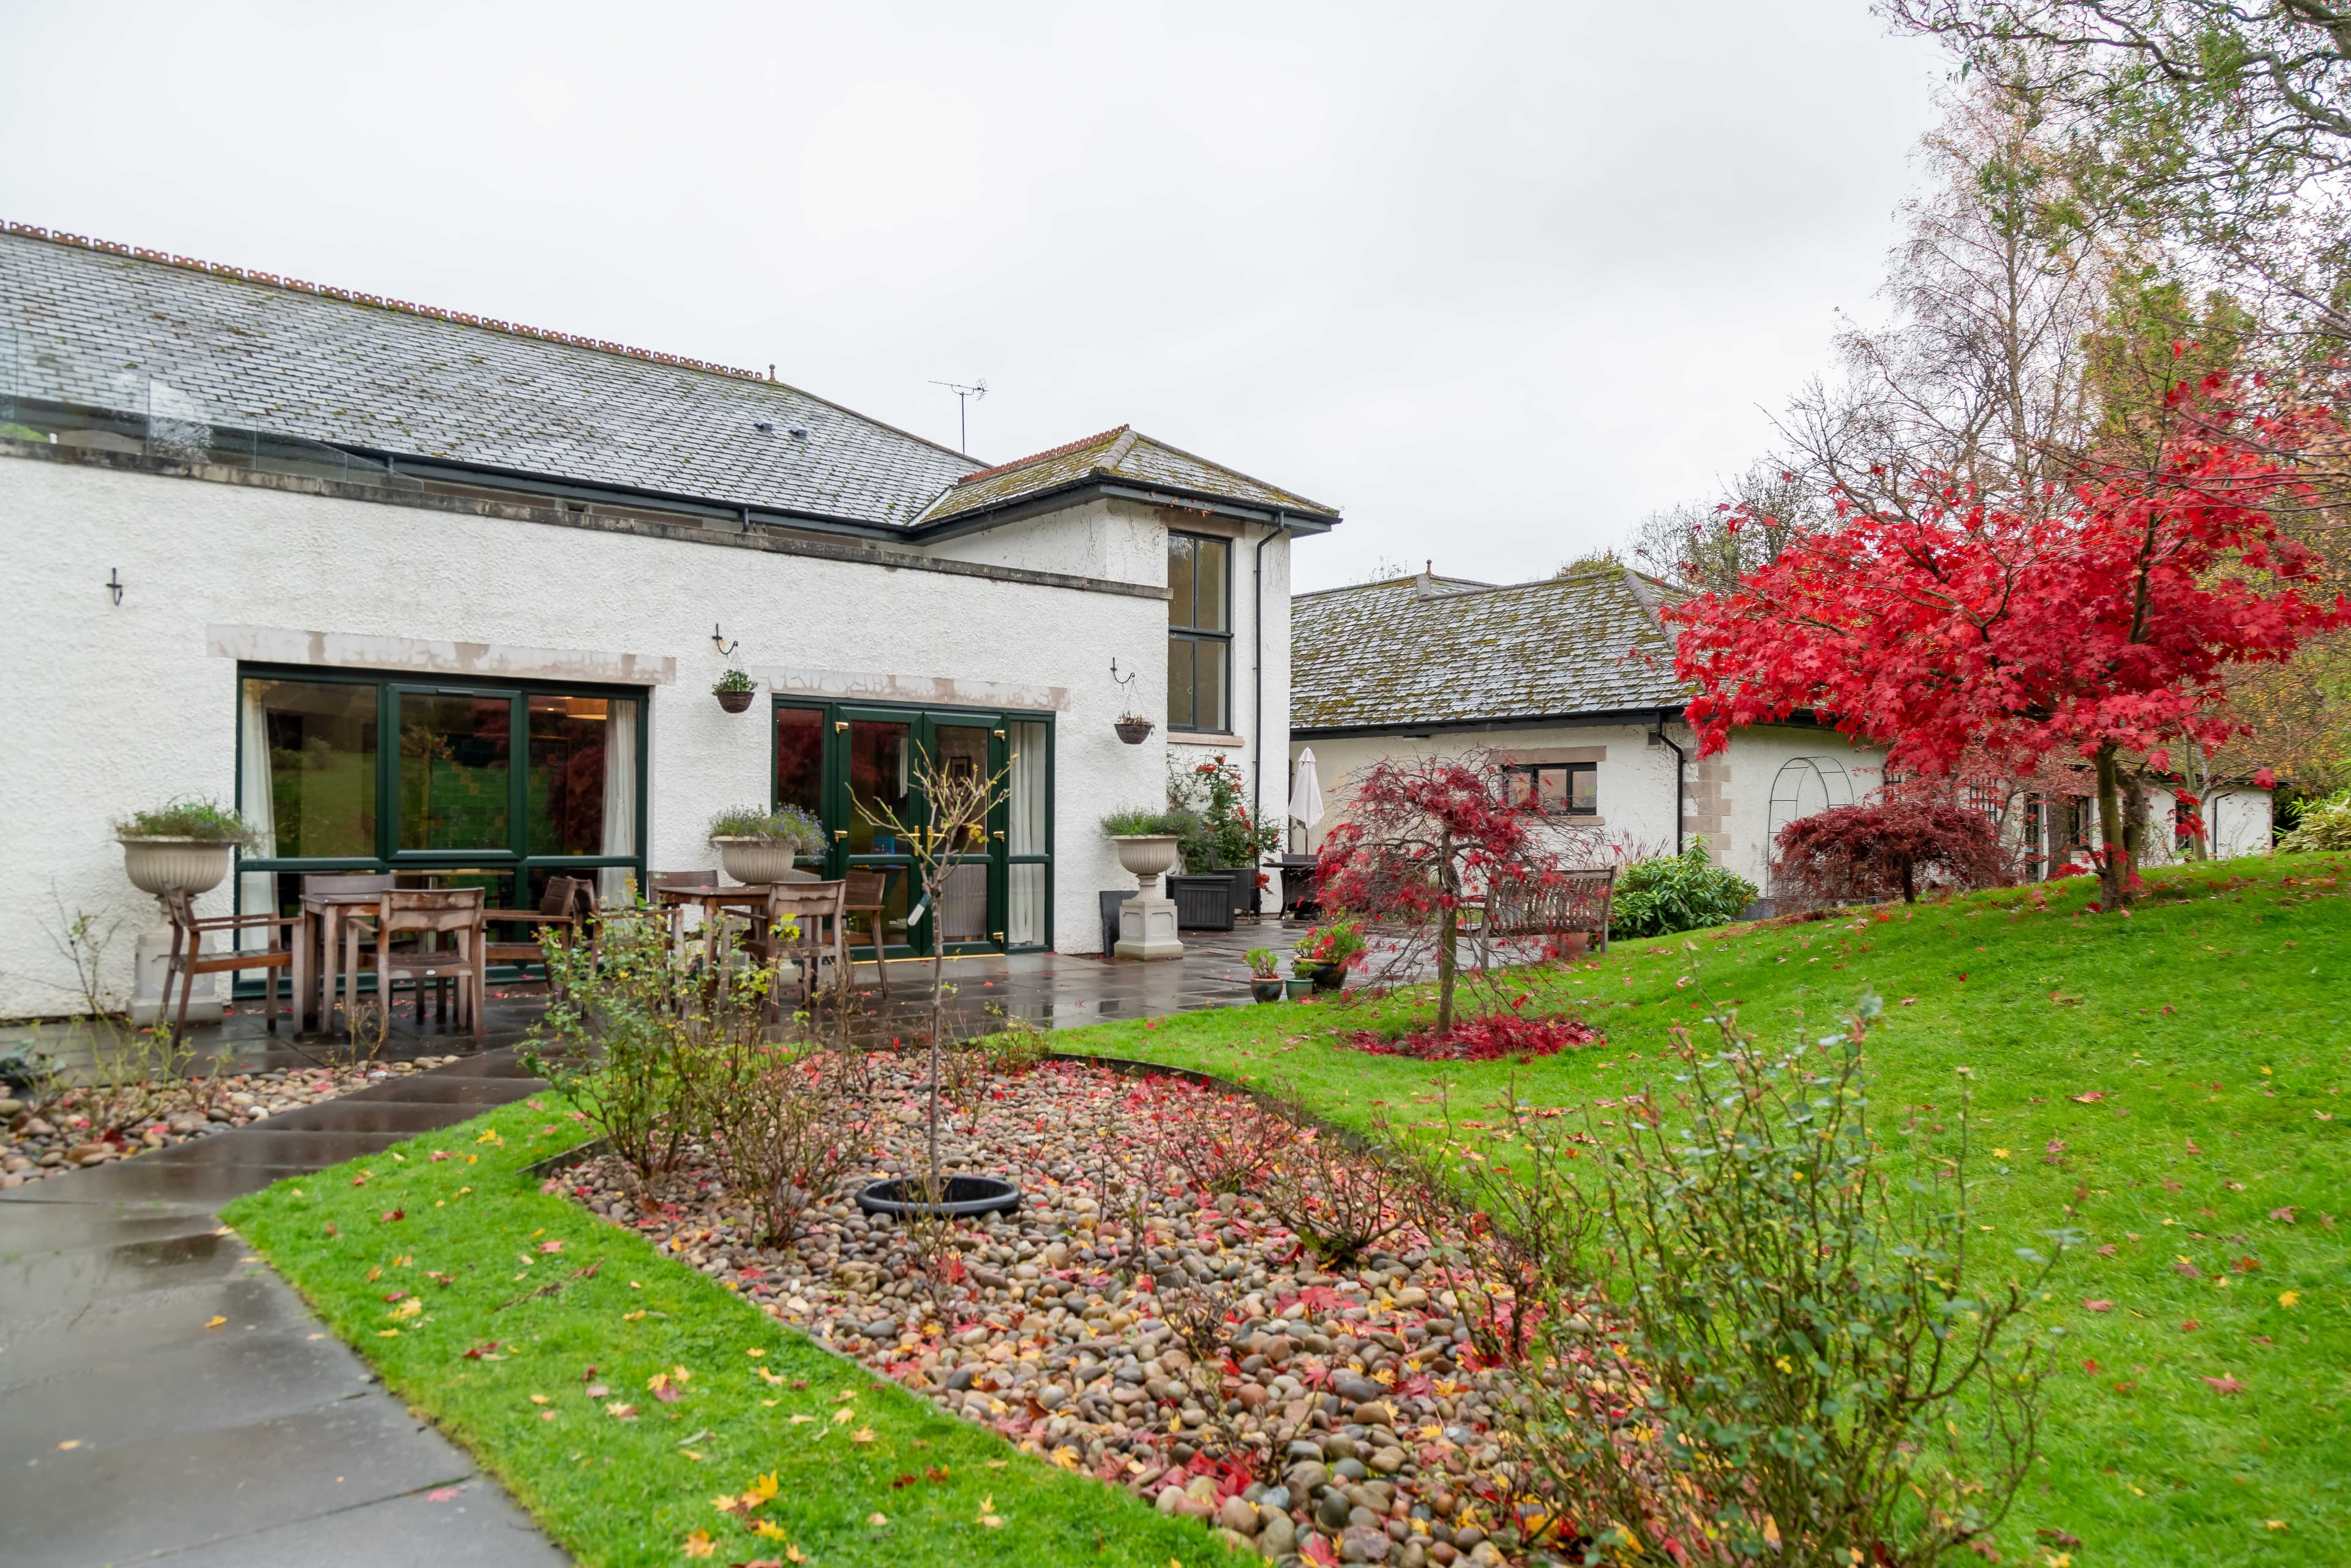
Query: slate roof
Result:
<box><xmin>1</xmin><ymin>223</ymin><xmax>984</xmax><ymax>527</ymax></box>
<box><xmin>1291</xmin><ymin>566</ymin><xmax>1689</xmax><ymax>733</ymax></box>
<box><xmin>915</xmin><ymin>424</ymin><xmax>1339</xmax><ymax>525</ymax></box>
<box><xmin>2</xmin><ymin>223</ymin><xmax>1343</xmax><ymax>536</ymax></box>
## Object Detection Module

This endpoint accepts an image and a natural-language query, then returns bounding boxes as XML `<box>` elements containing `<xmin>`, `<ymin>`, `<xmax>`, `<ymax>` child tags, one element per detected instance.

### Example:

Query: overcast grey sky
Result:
<box><xmin>0</xmin><ymin>1</ymin><xmax>1944</xmax><ymax>589</ymax></box>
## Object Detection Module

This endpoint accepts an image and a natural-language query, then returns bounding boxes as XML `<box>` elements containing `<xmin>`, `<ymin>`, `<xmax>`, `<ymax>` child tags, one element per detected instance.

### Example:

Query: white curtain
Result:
<box><xmin>1007</xmin><ymin>721</ymin><xmax>1048</xmax><ymax>945</ymax></box>
<box><xmin>600</xmin><ymin>699</ymin><xmax>639</xmax><ymax>906</ymax></box>
<box><xmin>236</xmin><ymin>681</ymin><xmax>277</xmax><ymax>951</ymax></box>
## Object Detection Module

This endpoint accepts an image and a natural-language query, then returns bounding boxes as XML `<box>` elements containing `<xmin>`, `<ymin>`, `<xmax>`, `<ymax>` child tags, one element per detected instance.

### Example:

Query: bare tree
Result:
<box><xmin>857</xmin><ymin>747</ymin><xmax>1009</xmax><ymax>1204</ymax></box>
<box><xmin>1778</xmin><ymin>83</ymin><xmax>2112</xmax><ymax>515</ymax></box>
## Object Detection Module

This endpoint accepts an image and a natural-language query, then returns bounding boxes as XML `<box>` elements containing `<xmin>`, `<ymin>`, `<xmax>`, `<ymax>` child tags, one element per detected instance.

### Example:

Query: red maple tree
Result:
<box><xmin>1668</xmin><ymin>376</ymin><xmax>2346</xmax><ymax>910</ymax></box>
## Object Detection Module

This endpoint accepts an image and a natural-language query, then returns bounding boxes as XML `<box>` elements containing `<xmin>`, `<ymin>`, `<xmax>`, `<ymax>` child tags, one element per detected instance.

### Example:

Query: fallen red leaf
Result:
<box><xmin>2082</xmin><ymin>1299</ymin><xmax>2115</xmax><ymax>1313</ymax></box>
<box><xmin>2203</xmin><ymin>1375</ymin><xmax>2244</xmax><ymax>1396</ymax></box>
<box><xmin>380</xmin><ymin>1209</ymin><xmax>404</xmax><ymax>1223</ymax></box>
<box><xmin>2071</xmin><ymin>1090</ymin><xmax>2106</xmax><ymax>1103</ymax></box>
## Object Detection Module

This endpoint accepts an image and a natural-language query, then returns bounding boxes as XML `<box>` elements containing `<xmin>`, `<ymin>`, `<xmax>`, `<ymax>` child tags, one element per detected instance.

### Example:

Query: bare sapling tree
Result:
<box><xmin>857</xmin><ymin>745</ymin><xmax>1010</xmax><ymax>1207</ymax></box>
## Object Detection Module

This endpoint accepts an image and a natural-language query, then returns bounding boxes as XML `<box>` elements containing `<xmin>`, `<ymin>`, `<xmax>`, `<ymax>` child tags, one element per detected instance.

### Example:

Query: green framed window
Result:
<box><xmin>1504</xmin><ymin>762</ymin><xmax>1597</xmax><ymax>817</ymax></box>
<box><xmin>1168</xmin><ymin>531</ymin><xmax>1231</xmax><ymax>732</ymax></box>
<box><xmin>233</xmin><ymin>665</ymin><xmax>647</xmax><ymax>941</ymax></box>
<box><xmin>772</xmin><ymin>696</ymin><xmax>1054</xmax><ymax>954</ymax></box>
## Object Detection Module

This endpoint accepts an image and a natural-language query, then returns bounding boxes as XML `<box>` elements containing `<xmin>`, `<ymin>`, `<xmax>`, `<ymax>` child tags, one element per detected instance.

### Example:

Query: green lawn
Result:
<box><xmin>221</xmin><ymin>1108</ymin><xmax>1242</xmax><ymax>1568</ymax></box>
<box><xmin>1068</xmin><ymin>852</ymin><xmax>2351</xmax><ymax>1567</ymax></box>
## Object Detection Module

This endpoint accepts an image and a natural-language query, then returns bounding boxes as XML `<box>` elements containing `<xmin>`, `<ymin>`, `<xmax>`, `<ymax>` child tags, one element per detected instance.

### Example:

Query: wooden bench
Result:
<box><xmin>1477</xmin><ymin>866</ymin><xmax>1618</xmax><ymax>954</ymax></box>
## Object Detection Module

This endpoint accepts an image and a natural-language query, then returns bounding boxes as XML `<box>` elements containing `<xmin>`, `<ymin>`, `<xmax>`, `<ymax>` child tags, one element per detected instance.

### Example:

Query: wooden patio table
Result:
<box><xmin>651</xmin><ymin>883</ymin><xmax>775</xmax><ymax>975</ymax></box>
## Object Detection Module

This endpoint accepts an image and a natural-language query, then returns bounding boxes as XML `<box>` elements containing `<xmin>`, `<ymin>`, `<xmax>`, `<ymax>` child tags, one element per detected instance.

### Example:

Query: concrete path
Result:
<box><xmin>0</xmin><ymin>1051</ymin><xmax>568</xmax><ymax>1567</ymax></box>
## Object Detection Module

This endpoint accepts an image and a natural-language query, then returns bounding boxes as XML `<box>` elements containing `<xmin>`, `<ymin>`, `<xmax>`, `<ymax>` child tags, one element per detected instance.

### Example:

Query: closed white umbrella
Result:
<box><xmin>1288</xmin><ymin>748</ymin><xmax>1326</xmax><ymax>833</ymax></box>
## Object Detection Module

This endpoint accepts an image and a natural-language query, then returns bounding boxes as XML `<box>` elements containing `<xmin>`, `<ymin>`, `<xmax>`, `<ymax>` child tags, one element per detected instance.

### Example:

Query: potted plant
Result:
<box><xmin>115</xmin><ymin>799</ymin><xmax>255</xmax><ymax>899</ymax></box>
<box><xmin>1292</xmin><ymin>916</ymin><xmax>1364</xmax><ymax>994</ymax></box>
<box><xmin>707</xmin><ymin>804</ymin><xmax>825</xmax><ymax>884</ymax></box>
<box><xmin>713</xmin><ymin>668</ymin><xmax>757</xmax><ymax>713</ymax></box>
<box><xmin>1169</xmin><ymin>754</ymin><xmax>1281</xmax><ymax>915</ymax></box>
<box><xmin>1114</xmin><ymin>713</ymin><xmax>1155</xmax><ymax>745</ymax></box>
<box><xmin>1245</xmin><ymin>947</ymin><xmax>1284</xmax><ymax>1003</ymax></box>
<box><xmin>1101</xmin><ymin>808</ymin><xmax>1190</xmax><ymax>958</ymax></box>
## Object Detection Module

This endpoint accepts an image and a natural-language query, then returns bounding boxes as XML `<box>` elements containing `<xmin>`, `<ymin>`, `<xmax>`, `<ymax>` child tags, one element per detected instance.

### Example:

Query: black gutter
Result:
<box><xmin>329</xmin><ymin>443</ymin><xmax>932</xmax><ymax>542</ymax></box>
<box><xmin>1649</xmin><ymin>709</ymin><xmax>1688</xmax><ymax>857</ymax></box>
<box><xmin>1252</xmin><ymin>519</ymin><xmax>1279</xmax><ymax>880</ymax></box>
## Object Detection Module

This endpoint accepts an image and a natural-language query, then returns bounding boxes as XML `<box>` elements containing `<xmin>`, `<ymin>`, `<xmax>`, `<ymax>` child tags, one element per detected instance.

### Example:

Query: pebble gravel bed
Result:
<box><xmin>1</xmin><ymin>1056</ymin><xmax>468</xmax><ymax>1188</ymax></box>
<box><xmin>560</xmin><ymin>1057</ymin><xmax>1594</xmax><ymax>1566</ymax></box>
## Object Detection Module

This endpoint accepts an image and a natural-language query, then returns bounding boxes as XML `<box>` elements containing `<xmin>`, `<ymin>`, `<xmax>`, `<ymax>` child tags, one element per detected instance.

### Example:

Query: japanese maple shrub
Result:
<box><xmin>1669</xmin><ymin>375</ymin><xmax>2349</xmax><ymax>909</ymax></box>
<box><xmin>1773</xmin><ymin>797</ymin><xmax>2014</xmax><ymax>905</ymax></box>
<box><xmin>1315</xmin><ymin>752</ymin><xmax>1586</xmax><ymax>1033</ymax></box>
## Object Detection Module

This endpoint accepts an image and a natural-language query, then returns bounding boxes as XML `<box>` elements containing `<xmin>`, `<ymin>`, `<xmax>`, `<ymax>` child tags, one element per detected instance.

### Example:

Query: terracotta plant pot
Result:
<box><xmin>1114</xmin><ymin>716</ymin><xmax>1155</xmax><ymax>745</ymax></box>
<box><xmin>1250</xmin><ymin>977</ymin><xmax>1286</xmax><ymax>1003</ymax></box>
<box><xmin>118</xmin><ymin>838</ymin><xmax>234</xmax><ymax>898</ymax></box>
<box><xmin>714</xmin><ymin>686</ymin><xmax>755</xmax><ymax>713</ymax></box>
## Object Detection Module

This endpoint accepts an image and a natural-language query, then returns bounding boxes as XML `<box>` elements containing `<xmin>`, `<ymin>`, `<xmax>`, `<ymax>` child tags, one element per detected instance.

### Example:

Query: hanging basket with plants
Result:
<box><xmin>1114</xmin><ymin>715</ymin><xmax>1155</xmax><ymax>745</ymax></box>
<box><xmin>713</xmin><ymin>669</ymin><xmax>757</xmax><ymax>713</ymax></box>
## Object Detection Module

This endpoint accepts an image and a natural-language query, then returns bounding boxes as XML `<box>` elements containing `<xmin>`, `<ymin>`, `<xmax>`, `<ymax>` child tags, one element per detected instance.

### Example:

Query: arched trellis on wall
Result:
<box><xmin>1766</xmin><ymin>756</ymin><xmax>1854</xmax><ymax>888</ymax></box>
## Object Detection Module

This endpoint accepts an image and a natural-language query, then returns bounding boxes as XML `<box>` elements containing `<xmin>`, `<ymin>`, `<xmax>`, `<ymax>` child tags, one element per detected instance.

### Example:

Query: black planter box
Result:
<box><xmin>1167</xmin><ymin>874</ymin><xmax>1236</xmax><ymax>931</ymax></box>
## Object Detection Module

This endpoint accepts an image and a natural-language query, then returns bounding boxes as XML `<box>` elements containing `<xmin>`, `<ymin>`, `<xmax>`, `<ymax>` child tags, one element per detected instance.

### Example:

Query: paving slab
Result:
<box><xmin>148</xmin><ymin>1479</ymin><xmax>569</xmax><ymax>1568</ymax></box>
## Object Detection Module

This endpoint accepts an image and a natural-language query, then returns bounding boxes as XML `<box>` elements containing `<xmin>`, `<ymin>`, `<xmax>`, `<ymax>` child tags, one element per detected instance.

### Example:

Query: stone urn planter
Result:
<box><xmin>118</xmin><ymin>837</ymin><xmax>234</xmax><ymax>899</ymax></box>
<box><xmin>1108</xmin><ymin>834</ymin><xmax>1183</xmax><ymax>959</ymax></box>
<box><xmin>710</xmin><ymin>838</ymin><xmax>804</xmax><ymax>886</ymax></box>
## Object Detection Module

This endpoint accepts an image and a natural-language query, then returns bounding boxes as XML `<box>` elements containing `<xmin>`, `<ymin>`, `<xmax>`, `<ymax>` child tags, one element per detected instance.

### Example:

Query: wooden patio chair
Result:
<box><xmin>650</xmin><ymin>868</ymin><xmax>719</xmax><ymax>946</ymax></box>
<box><xmin>735</xmin><ymin>879</ymin><xmax>848</xmax><ymax>1013</ymax></box>
<box><xmin>161</xmin><ymin>887</ymin><xmax>298</xmax><ymax>1045</ymax></box>
<box><xmin>302</xmin><ymin>871</ymin><xmax>394</xmax><ymax>1029</ymax></box>
<box><xmin>481</xmin><ymin>875</ymin><xmax>596</xmax><ymax>990</ymax></box>
<box><xmin>841</xmin><ymin>867</ymin><xmax>890</xmax><ymax>996</ymax></box>
<box><xmin>373</xmin><ymin>888</ymin><xmax>487</xmax><ymax>1041</ymax></box>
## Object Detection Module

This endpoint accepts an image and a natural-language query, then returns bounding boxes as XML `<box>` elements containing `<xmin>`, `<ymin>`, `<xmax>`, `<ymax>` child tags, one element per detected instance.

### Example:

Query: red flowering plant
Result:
<box><xmin>1669</xmin><ymin>371</ymin><xmax>2349</xmax><ymax>911</ymax></box>
<box><xmin>1314</xmin><ymin>752</ymin><xmax>1604</xmax><ymax>1037</ymax></box>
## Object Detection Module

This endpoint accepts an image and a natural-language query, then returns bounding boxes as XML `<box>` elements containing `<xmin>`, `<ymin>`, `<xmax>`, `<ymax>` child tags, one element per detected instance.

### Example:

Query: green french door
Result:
<box><xmin>784</xmin><ymin>702</ymin><xmax>1049</xmax><ymax>957</ymax></box>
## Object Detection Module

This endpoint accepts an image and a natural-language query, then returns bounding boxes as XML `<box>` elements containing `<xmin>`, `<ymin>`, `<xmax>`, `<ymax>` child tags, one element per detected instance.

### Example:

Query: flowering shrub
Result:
<box><xmin>1167</xmin><ymin>753</ymin><xmax>1280</xmax><ymax>871</ymax></box>
<box><xmin>1289</xmin><ymin>917</ymin><xmax>1365</xmax><ymax>975</ymax></box>
<box><xmin>1772</xmin><ymin>797</ymin><xmax>2014</xmax><ymax>905</ymax></box>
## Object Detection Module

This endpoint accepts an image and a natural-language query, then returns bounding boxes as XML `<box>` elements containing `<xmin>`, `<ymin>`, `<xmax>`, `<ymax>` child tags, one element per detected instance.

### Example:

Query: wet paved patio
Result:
<box><xmin>0</xmin><ymin>920</ymin><xmax>1305</xmax><ymax>1566</ymax></box>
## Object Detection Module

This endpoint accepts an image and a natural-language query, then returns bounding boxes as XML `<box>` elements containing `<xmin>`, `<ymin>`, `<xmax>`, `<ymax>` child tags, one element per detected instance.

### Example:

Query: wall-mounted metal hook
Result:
<box><xmin>1110</xmin><ymin>656</ymin><xmax>1138</xmax><ymax>696</ymax></box>
<box><xmin>712</xmin><ymin>624</ymin><xmax>740</xmax><ymax>658</ymax></box>
<box><xmin>104</xmin><ymin>568</ymin><xmax>124</xmax><ymax>607</ymax></box>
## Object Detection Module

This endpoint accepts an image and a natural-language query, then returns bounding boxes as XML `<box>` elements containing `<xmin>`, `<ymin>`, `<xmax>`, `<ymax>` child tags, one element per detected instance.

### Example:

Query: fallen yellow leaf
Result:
<box><xmin>866</xmin><ymin>1512</ymin><xmax>888</xmax><ymax>1528</ymax></box>
<box><xmin>529</xmin><ymin>1394</ymin><xmax>550</xmax><ymax>1406</ymax></box>
<box><xmin>204</xmin><ymin>1316</ymin><xmax>227</xmax><ymax>1329</ymax></box>
<box><xmin>852</xmin><ymin>1427</ymin><xmax>876</xmax><ymax>1444</ymax></box>
<box><xmin>752</xmin><ymin>1519</ymin><xmax>787</xmax><ymax>1540</ymax></box>
<box><xmin>680</xmin><ymin>1527</ymin><xmax>714</xmax><ymax>1558</ymax></box>
<box><xmin>56</xmin><ymin>1440</ymin><xmax>80</xmax><ymax>1450</ymax></box>
<box><xmin>831</xmin><ymin>1408</ymin><xmax>853</xmax><ymax>1425</ymax></box>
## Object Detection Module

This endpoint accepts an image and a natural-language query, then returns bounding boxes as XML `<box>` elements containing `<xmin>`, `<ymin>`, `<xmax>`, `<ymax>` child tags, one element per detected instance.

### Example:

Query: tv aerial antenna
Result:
<box><xmin>930</xmin><ymin>378</ymin><xmax>987</xmax><ymax>454</ymax></box>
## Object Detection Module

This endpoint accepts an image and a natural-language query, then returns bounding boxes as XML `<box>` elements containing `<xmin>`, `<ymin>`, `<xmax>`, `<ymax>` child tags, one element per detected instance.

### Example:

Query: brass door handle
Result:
<box><xmin>833</xmin><ymin>830</ymin><xmax>849</xmax><ymax>842</ymax></box>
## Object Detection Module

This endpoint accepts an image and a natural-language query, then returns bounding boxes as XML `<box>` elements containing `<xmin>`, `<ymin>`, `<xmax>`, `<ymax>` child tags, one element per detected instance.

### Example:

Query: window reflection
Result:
<box><xmin>399</xmin><ymin>692</ymin><xmax>512</xmax><ymax>850</ymax></box>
